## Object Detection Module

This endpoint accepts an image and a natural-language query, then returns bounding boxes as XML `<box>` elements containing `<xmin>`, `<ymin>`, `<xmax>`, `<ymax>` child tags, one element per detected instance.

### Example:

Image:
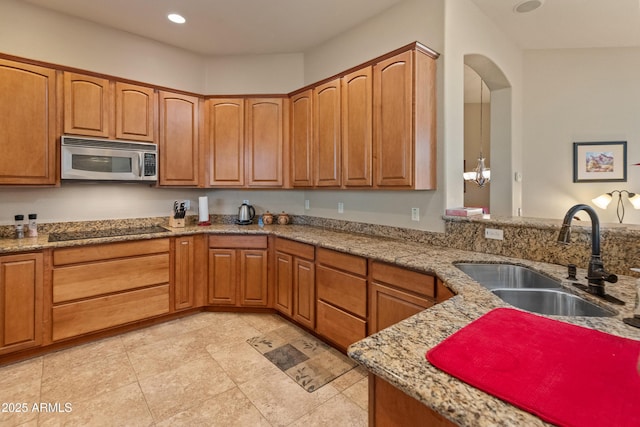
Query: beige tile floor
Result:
<box><xmin>0</xmin><ymin>312</ymin><xmax>368</xmax><ymax>427</ymax></box>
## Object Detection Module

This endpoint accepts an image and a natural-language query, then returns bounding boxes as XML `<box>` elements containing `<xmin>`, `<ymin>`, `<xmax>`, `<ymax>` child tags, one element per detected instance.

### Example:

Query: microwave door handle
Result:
<box><xmin>138</xmin><ymin>153</ymin><xmax>143</xmax><ymax>178</ymax></box>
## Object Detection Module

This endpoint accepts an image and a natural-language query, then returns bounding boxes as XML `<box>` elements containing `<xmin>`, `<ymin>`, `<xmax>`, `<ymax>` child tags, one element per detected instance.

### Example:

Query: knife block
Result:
<box><xmin>168</xmin><ymin>216</ymin><xmax>185</xmax><ymax>228</ymax></box>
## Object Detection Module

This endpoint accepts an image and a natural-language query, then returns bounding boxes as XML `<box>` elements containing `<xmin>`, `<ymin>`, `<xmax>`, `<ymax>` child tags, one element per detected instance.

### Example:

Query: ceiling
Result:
<box><xmin>19</xmin><ymin>0</ymin><xmax>403</xmax><ymax>55</ymax></box>
<box><xmin>20</xmin><ymin>0</ymin><xmax>640</xmax><ymax>56</ymax></box>
<box><xmin>470</xmin><ymin>0</ymin><xmax>640</xmax><ymax>50</ymax></box>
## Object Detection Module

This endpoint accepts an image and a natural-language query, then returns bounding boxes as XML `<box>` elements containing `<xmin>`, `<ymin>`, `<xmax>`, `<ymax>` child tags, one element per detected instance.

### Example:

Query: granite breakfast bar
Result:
<box><xmin>1</xmin><ymin>218</ymin><xmax>639</xmax><ymax>426</ymax></box>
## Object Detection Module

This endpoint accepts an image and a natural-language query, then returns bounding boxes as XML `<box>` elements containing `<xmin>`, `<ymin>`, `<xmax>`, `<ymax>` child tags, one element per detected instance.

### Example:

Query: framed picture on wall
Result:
<box><xmin>573</xmin><ymin>141</ymin><xmax>627</xmax><ymax>182</ymax></box>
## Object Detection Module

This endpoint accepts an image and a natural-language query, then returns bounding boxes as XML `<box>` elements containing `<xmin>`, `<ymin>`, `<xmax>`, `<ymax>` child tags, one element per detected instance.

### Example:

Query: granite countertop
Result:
<box><xmin>1</xmin><ymin>222</ymin><xmax>639</xmax><ymax>426</ymax></box>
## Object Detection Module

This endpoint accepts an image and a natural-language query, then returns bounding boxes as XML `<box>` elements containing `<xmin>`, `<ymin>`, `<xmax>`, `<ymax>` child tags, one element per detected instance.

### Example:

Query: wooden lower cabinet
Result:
<box><xmin>174</xmin><ymin>236</ymin><xmax>196</xmax><ymax>311</ymax></box>
<box><xmin>274</xmin><ymin>238</ymin><xmax>315</xmax><ymax>329</ymax></box>
<box><xmin>0</xmin><ymin>253</ymin><xmax>43</xmax><ymax>355</ymax></box>
<box><xmin>52</xmin><ymin>285</ymin><xmax>169</xmax><ymax>341</ymax></box>
<box><xmin>51</xmin><ymin>239</ymin><xmax>171</xmax><ymax>341</ymax></box>
<box><xmin>292</xmin><ymin>257</ymin><xmax>314</xmax><ymax>328</ymax></box>
<box><xmin>315</xmin><ymin>248</ymin><xmax>367</xmax><ymax>350</ymax></box>
<box><xmin>208</xmin><ymin>235</ymin><xmax>268</xmax><ymax>307</ymax></box>
<box><xmin>370</xmin><ymin>374</ymin><xmax>457</xmax><ymax>427</ymax></box>
<box><xmin>369</xmin><ymin>261</ymin><xmax>437</xmax><ymax>334</ymax></box>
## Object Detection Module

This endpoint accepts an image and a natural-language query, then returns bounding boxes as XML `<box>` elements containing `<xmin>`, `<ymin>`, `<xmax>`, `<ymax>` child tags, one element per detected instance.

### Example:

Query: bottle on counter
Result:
<box><xmin>14</xmin><ymin>214</ymin><xmax>24</xmax><ymax>239</ymax></box>
<box><xmin>28</xmin><ymin>213</ymin><xmax>38</xmax><ymax>237</ymax></box>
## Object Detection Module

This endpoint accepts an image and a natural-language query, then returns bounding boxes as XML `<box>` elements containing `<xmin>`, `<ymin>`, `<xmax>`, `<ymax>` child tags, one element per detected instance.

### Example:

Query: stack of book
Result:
<box><xmin>445</xmin><ymin>207</ymin><xmax>484</xmax><ymax>217</ymax></box>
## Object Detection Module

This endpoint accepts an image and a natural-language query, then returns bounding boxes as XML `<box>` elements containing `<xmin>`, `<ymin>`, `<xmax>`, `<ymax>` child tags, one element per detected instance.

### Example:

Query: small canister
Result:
<box><xmin>277</xmin><ymin>211</ymin><xmax>290</xmax><ymax>225</ymax></box>
<box><xmin>28</xmin><ymin>214</ymin><xmax>38</xmax><ymax>237</ymax></box>
<box><xmin>262</xmin><ymin>211</ymin><xmax>274</xmax><ymax>225</ymax></box>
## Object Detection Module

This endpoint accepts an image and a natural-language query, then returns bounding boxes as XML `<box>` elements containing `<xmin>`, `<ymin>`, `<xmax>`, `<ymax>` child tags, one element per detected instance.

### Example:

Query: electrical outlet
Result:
<box><xmin>485</xmin><ymin>228</ymin><xmax>504</xmax><ymax>240</ymax></box>
<box><xmin>243</xmin><ymin>199</ymin><xmax>249</xmax><ymax>204</ymax></box>
<box><xmin>182</xmin><ymin>200</ymin><xmax>190</xmax><ymax>210</ymax></box>
<box><xmin>338</xmin><ymin>202</ymin><xmax>344</xmax><ymax>213</ymax></box>
<box><xmin>305</xmin><ymin>199</ymin><xmax>310</xmax><ymax>210</ymax></box>
<box><xmin>411</xmin><ymin>207</ymin><xmax>420</xmax><ymax>221</ymax></box>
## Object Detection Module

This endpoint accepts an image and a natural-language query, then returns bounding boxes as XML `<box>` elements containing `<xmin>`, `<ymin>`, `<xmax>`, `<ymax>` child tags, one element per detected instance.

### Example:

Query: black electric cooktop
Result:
<box><xmin>48</xmin><ymin>226</ymin><xmax>169</xmax><ymax>242</ymax></box>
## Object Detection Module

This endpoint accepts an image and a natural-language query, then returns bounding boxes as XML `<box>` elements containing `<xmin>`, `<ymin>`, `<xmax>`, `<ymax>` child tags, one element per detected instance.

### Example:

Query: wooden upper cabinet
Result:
<box><xmin>65</xmin><ymin>72</ymin><xmax>157</xmax><ymax>143</ymax></box>
<box><xmin>342</xmin><ymin>66</ymin><xmax>373</xmax><ymax>188</ymax></box>
<box><xmin>64</xmin><ymin>72</ymin><xmax>111</xmax><ymax>138</ymax></box>
<box><xmin>246</xmin><ymin>98</ymin><xmax>285</xmax><ymax>187</ymax></box>
<box><xmin>290</xmin><ymin>90</ymin><xmax>313</xmax><ymax>187</ymax></box>
<box><xmin>374</xmin><ymin>48</ymin><xmax>436</xmax><ymax>189</ymax></box>
<box><xmin>158</xmin><ymin>91</ymin><xmax>201</xmax><ymax>186</ymax></box>
<box><xmin>115</xmin><ymin>82</ymin><xmax>156</xmax><ymax>142</ymax></box>
<box><xmin>313</xmin><ymin>79</ymin><xmax>341</xmax><ymax>187</ymax></box>
<box><xmin>206</xmin><ymin>98</ymin><xmax>245</xmax><ymax>187</ymax></box>
<box><xmin>0</xmin><ymin>59</ymin><xmax>57</xmax><ymax>185</ymax></box>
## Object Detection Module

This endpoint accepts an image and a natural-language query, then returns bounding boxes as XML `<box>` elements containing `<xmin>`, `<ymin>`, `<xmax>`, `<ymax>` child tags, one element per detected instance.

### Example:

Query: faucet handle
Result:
<box><xmin>604</xmin><ymin>272</ymin><xmax>618</xmax><ymax>284</ymax></box>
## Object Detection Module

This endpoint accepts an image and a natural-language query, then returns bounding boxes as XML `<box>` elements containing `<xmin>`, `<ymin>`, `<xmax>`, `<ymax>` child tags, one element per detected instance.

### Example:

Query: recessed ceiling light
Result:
<box><xmin>513</xmin><ymin>0</ymin><xmax>544</xmax><ymax>13</ymax></box>
<box><xmin>168</xmin><ymin>13</ymin><xmax>186</xmax><ymax>24</ymax></box>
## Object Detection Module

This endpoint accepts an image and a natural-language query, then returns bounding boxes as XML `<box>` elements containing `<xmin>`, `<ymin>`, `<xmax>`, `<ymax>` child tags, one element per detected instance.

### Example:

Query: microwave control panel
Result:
<box><xmin>144</xmin><ymin>153</ymin><xmax>157</xmax><ymax>177</ymax></box>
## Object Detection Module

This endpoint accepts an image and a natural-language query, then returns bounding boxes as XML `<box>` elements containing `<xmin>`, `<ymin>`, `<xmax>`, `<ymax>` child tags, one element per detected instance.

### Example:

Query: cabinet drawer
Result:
<box><xmin>53</xmin><ymin>239</ymin><xmax>170</xmax><ymax>266</ymax></box>
<box><xmin>52</xmin><ymin>285</ymin><xmax>170</xmax><ymax>341</ymax></box>
<box><xmin>316</xmin><ymin>300</ymin><xmax>366</xmax><ymax>350</ymax></box>
<box><xmin>317</xmin><ymin>248</ymin><xmax>366</xmax><ymax>276</ymax></box>
<box><xmin>371</xmin><ymin>262</ymin><xmax>435</xmax><ymax>298</ymax></box>
<box><xmin>316</xmin><ymin>265</ymin><xmax>367</xmax><ymax>317</ymax></box>
<box><xmin>275</xmin><ymin>238</ymin><xmax>315</xmax><ymax>260</ymax></box>
<box><xmin>209</xmin><ymin>235</ymin><xmax>267</xmax><ymax>249</ymax></box>
<box><xmin>53</xmin><ymin>253</ymin><xmax>170</xmax><ymax>303</ymax></box>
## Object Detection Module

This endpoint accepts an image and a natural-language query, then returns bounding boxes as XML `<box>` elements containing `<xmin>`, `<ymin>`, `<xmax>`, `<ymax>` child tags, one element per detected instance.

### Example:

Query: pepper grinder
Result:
<box><xmin>14</xmin><ymin>214</ymin><xmax>24</xmax><ymax>239</ymax></box>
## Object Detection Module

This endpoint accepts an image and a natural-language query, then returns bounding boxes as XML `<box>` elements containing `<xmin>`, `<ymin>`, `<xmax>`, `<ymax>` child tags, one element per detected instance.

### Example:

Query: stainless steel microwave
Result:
<box><xmin>61</xmin><ymin>136</ymin><xmax>157</xmax><ymax>182</ymax></box>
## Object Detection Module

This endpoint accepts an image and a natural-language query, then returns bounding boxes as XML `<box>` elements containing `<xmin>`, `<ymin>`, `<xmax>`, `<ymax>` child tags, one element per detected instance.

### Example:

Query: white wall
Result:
<box><xmin>522</xmin><ymin>47</ymin><xmax>640</xmax><ymax>224</ymax></box>
<box><xmin>443</xmin><ymin>0</ymin><xmax>524</xmax><ymax>217</ymax></box>
<box><xmin>300</xmin><ymin>0</ymin><xmax>447</xmax><ymax>231</ymax></box>
<box><xmin>0</xmin><ymin>0</ymin><xmax>205</xmax><ymax>93</ymax></box>
<box><xmin>0</xmin><ymin>0</ymin><xmax>306</xmax><ymax>225</ymax></box>
<box><xmin>204</xmin><ymin>54</ymin><xmax>304</xmax><ymax>94</ymax></box>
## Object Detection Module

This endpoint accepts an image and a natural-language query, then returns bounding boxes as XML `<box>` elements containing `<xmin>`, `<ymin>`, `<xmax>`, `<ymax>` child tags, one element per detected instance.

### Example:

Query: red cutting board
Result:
<box><xmin>426</xmin><ymin>308</ymin><xmax>640</xmax><ymax>427</ymax></box>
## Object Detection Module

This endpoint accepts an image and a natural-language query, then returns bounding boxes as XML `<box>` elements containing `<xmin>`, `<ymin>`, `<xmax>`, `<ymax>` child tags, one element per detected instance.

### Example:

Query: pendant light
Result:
<box><xmin>463</xmin><ymin>77</ymin><xmax>490</xmax><ymax>187</ymax></box>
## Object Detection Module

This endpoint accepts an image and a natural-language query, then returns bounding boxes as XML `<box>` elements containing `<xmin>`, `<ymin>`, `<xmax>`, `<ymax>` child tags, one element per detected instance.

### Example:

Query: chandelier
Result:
<box><xmin>463</xmin><ymin>76</ymin><xmax>490</xmax><ymax>187</ymax></box>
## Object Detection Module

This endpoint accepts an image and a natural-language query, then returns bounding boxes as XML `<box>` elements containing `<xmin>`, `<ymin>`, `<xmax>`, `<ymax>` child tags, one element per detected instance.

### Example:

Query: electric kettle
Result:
<box><xmin>237</xmin><ymin>202</ymin><xmax>255</xmax><ymax>225</ymax></box>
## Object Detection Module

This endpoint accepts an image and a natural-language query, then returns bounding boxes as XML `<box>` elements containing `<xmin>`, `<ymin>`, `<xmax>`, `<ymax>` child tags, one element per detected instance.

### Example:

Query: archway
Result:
<box><xmin>463</xmin><ymin>55</ymin><xmax>513</xmax><ymax>216</ymax></box>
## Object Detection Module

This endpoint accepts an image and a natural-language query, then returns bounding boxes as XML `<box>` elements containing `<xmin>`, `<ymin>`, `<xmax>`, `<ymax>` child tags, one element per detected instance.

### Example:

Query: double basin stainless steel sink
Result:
<box><xmin>455</xmin><ymin>263</ymin><xmax>616</xmax><ymax>317</ymax></box>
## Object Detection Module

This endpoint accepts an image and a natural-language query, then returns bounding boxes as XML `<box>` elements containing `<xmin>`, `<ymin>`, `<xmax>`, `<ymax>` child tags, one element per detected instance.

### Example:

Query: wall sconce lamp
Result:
<box><xmin>592</xmin><ymin>190</ymin><xmax>640</xmax><ymax>223</ymax></box>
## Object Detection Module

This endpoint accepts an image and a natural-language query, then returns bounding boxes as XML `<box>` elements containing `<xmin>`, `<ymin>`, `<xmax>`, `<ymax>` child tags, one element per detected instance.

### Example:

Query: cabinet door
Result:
<box><xmin>0</xmin><ymin>253</ymin><xmax>43</xmax><ymax>355</ymax></box>
<box><xmin>174</xmin><ymin>236</ymin><xmax>195</xmax><ymax>311</ymax></box>
<box><xmin>239</xmin><ymin>249</ymin><xmax>268</xmax><ymax>306</ymax></box>
<box><xmin>342</xmin><ymin>66</ymin><xmax>372</xmax><ymax>187</ymax></box>
<box><xmin>373</xmin><ymin>50</ymin><xmax>413</xmax><ymax>187</ymax></box>
<box><xmin>208</xmin><ymin>249</ymin><xmax>237</xmax><ymax>305</ymax></box>
<box><xmin>293</xmin><ymin>258</ymin><xmax>315</xmax><ymax>329</ymax></box>
<box><xmin>369</xmin><ymin>282</ymin><xmax>432</xmax><ymax>334</ymax></box>
<box><xmin>159</xmin><ymin>91</ymin><xmax>200</xmax><ymax>186</ymax></box>
<box><xmin>290</xmin><ymin>90</ymin><xmax>313</xmax><ymax>187</ymax></box>
<box><xmin>115</xmin><ymin>82</ymin><xmax>156</xmax><ymax>142</ymax></box>
<box><xmin>0</xmin><ymin>60</ymin><xmax>57</xmax><ymax>185</ymax></box>
<box><xmin>313</xmin><ymin>79</ymin><xmax>341</xmax><ymax>187</ymax></box>
<box><xmin>64</xmin><ymin>72</ymin><xmax>111</xmax><ymax>138</ymax></box>
<box><xmin>206</xmin><ymin>98</ymin><xmax>245</xmax><ymax>187</ymax></box>
<box><xmin>274</xmin><ymin>251</ymin><xmax>293</xmax><ymax>316</ymax></box>
<box><xmin>246</xmin><ymin>98</ymin><xmax>284</xmax><ymax>187</ymax></box>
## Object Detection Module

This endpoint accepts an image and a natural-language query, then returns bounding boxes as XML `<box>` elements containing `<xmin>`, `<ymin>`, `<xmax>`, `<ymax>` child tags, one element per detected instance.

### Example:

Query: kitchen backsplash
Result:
<box><xmin>1</xmin><ymin>214</ymin><xmax>637</xmax><ymax>277</ymax></box>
